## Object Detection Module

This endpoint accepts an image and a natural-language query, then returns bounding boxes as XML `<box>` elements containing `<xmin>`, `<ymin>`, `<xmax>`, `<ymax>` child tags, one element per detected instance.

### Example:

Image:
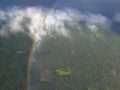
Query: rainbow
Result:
<box><xmin>25</xmin><ymin>0</ymin><xmax>59</xmax><ymax>90</ymax></box>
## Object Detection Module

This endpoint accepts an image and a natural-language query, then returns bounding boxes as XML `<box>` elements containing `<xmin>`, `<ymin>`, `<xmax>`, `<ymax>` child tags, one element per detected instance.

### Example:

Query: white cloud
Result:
<box><xmin>0</xmin><ymin>6</ymin><xmax>110</xmax><ymax>39</ymax></box>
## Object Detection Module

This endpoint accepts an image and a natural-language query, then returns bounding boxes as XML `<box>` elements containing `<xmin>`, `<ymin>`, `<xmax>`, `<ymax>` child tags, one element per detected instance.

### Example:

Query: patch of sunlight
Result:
<box><xmin>39</xmin><ymin>77</ymin><xmax>48</xmax><ymax>82</ymax></box>
<box><xmin>88</xmin><ymin>85</ymin><xmax>97</xmax><ymax>90</ymax></box>
<box><xmin>105</xmin><ymin>86</ymin><xmax>113</xmax><ymax>90</ymax></box>
<box><xmin>16</xmin><ymin>51</ymin><xmax>27</xmax><ymax>54</ymax></box>
<box><xmin>55</xmin><ymin>69</ymin><xmax>72</xmax><ymax>76</ymax></box>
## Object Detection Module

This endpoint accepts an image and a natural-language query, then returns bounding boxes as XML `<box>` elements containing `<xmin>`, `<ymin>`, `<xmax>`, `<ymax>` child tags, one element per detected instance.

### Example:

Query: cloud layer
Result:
<box><xmin>0</xmin><ymin>7</ymin><xmax>110</xmax><ymax>39</ymax></box>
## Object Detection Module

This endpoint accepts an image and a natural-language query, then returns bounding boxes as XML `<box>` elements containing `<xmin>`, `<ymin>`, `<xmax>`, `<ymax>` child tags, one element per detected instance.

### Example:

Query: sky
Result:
<box><xmin>0</xmin><ymin>0</ymin><xmax>120</xmax><ymax>14</ymax></box>
<box><xmin>0</xmin><ymin>0</ymin><xmax>120</xmax><ymax>18</ymax></box>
